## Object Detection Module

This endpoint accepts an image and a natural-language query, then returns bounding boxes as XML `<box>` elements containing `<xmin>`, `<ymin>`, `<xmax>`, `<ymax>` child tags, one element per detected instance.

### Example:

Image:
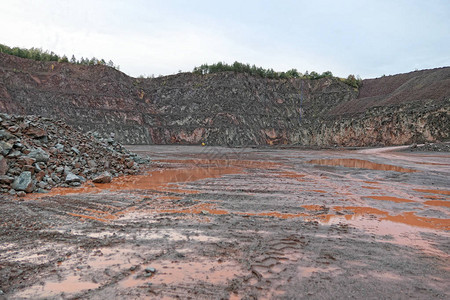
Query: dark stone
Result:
<box><xmin>25</xmin><ymin>126</ymin><xmax>47</xmax><ymax>138</ymax></box>
<box><xmin>0</xmin><ymin>141</ymin><xmax>13</xmax><ymax>156</ymax></box>
<box><xmin>92</xmin><ymin>171</ymin><xmax>112</xmax><ymax>183</ymax></box>
<box><xmin>0</xmin><ymin>175</ymin><xmax>14</xmax><ymax>184</ymax></box>
<box><xmin>27</xmin><ymin>148</ymin><xmax>50</xmax><ymax>162</ymax></box>
<box><xmin>12</xmin><ymin>171</ymin><xmax>35</xmax><ymax>193</ymax></box>
<box><xmin>65</xmin><ymin>172</ymin><xmax>81</xmax><ymax>184</ymax></box>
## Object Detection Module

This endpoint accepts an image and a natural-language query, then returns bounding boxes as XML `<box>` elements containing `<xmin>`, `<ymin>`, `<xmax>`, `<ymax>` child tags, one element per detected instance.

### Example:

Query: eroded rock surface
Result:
<box><xmin>0</xmin><ymin>53</ymin><xmax>448</xmax><ymax>146</ymax></box>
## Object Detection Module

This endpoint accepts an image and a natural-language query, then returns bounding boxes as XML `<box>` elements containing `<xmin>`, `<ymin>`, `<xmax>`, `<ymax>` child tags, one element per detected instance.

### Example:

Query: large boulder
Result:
<box><xmin>24</xmin><ymin>126</ymin><xmax>47</xmax><ymax>138</ymax></box>
<box><xmin>65</xmin><ymin>172</ymin><xmax>81</xmax><ymax>184</ymax></box>
<box><xmin>0</xmin><ymin>141</ymin><xmax>13</xmax><ymax>156</ymax></box>
<box><xmin>12</xmin><ymin>171</ymin><xmax>35</xmax><ymax>193</ymax></box>
<box><xmin>27</xmin><ymin>147</ymin><xmax>50</xmax><ymax>162</ymax></box>
<box><xmin>92</xmin><ymin>171</ymin><xmax>112</xmax><ymax>183</ymax></box>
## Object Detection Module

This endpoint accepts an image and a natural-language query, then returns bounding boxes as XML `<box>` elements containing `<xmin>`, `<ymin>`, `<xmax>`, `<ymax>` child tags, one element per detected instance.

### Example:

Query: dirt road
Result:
<box><xmin>1</xmin><ymin>146</ymin><xmax>449</xmax><ymax>299</ymax></box>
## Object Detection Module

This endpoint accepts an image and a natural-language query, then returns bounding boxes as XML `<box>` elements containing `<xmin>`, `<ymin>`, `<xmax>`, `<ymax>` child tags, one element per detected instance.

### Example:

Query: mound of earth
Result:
<box><xmin>0</xmin><ymin>113</ymin><xmax>149</xmax><ymax>195</ymax></box>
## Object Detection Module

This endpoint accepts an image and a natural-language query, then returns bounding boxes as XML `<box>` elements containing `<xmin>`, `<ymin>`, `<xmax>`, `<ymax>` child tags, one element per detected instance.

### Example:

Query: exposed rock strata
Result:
<box><xmin>0</xmin><ymin>53</ymin><xmax>448</xmax><ymax>146</ymax></box>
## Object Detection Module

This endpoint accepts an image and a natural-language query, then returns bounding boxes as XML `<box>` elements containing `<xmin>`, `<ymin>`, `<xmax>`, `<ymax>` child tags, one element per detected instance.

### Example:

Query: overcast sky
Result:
<box><xmin>1</xmin><ymin>0</ymin><xmax>449</xmax><ymax>78</ymax></box>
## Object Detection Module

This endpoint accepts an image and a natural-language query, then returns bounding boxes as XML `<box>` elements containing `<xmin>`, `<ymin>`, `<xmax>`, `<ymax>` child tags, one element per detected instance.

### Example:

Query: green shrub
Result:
<box><xmin>191</xmin><ymin>62</ymin><xmax>355</xmax><ymax>85</ymax></box>
<box><xmin>0</xmin><ymin>43</ymin><xmax>119</xmax><ymax>70</ymax></box>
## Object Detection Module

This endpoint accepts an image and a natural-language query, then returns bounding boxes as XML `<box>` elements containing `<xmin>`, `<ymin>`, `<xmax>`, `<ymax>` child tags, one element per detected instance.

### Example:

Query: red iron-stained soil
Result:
<box><xmin>3</xmin><ymin>145</ymin><xmax>449</xmax><ymax>299</ymax></box>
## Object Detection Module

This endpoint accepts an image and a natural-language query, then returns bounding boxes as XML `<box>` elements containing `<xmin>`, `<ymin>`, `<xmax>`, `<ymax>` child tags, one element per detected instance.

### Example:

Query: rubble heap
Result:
<box><xmin>0</xmin><ymin>113</ymin><xmax>150</xmax><ymax>196</ymax></box>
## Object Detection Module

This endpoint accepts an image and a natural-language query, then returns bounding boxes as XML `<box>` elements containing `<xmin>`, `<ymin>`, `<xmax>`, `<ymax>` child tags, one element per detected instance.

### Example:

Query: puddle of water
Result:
<box><xmin>157</xmin><ymin>159</ymin><xmax>281</xmax><ymax>169</ymax></box>
<box><xmin>31</xmin><ymin>166</ymin><xmax>243</xmax><ymax>197</ymax></box>
<box><xmin>301</xmin><ymin>205</ymin><xmax>325</xmax><ymax>211</ymax></box>
<box><xmin>414</xmin><ymin>189</ymin><xmax>450</xmax><ymax>196</ymax></box>
<box><xmin>331</xmin><ymin>206</ymin><xmax>450</xmax><ymax>230</ymax></box>
<box><xmin>424</xmin><ymin>200</ymin><xmax>450</xmax><ymax>208</ymax></box>
<box><xmin>361</xmin><ymin>186</ymin><xmax>380</xmax><ymax>190</ymax></box>
<box><xmin>382</xmin><ymin>212</ymin><xmax>450</xmax><ymax>230</ymax></box>
<box><xmin>423</xmin><ymin>195</ymin><xmax>444</xmax><ymax>199</ymax></box>
<box><xmin>366</xmin><ymin>196</ymin><xmax>415</xmax><ymax>203</ymax></box>
<box><xmin>15</xmin><ymin>275</ymin><xmax>100</xmax><ymax>298</ymax></box>
<box><xmin>307</xmin><ymin>158</ymin><xmax>417</xmax><ymax>173</ymax></box>
<box><xmin>322</xmin><ymin>213</ymin><xmax>449</xmax><ymax>256</ymax></box>
<box><xmin>120</xmin><ymin>259</ymin><xmax>242</xmax><ymax>288</ymax></box>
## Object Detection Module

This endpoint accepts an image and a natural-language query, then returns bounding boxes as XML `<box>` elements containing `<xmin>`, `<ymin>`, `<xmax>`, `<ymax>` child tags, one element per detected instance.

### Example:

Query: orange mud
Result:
<box><xmin>277</xmin><ymin>171</ymin><xmax>307</xmax><ymax>180</ymax></box>
<box><xmin>30</xmin><ymin>166</ymin><xmax>243</xmax><ymax>198</ymax></box>
<box><xmin>424</xmin><ymin>200</ymin><xmax>450</xmax><ymax>208</ymax></box>
<box><xmin>310</xmin><ymin>190</ymin><xmax>327</xmax><ymax>193</ymax></box>
<box><xmin>413</xmin><ymin>189</ymin><xmax>450</xmax><ymax>196</ymax></box>
<box><xmin>332</xmin><ymin>206</ymin><xmax>449</xmax><ymax>230</ymax></box>
<box><xmin>158</xmin><ymin>195</ymin><xmax>183</xmax><ymax>200</ymax></box>
<box><xmin>423</xmin><ymin>195</ymin><xmax>444</xmax><ymax>199</ymax></box>
<box><xmin>301</xmin><ymin>205</ymin><xmax>325</xmax><ymax>211</ymax></box>
<box><xmin>361</xmin><ymin>186</ymin><xmax>380</xmax><ymax>190</ymax></box>
<box><xmin>307</xmin><ymin>158</ymin><xmax>417</xmax><ymax>173</ymax></box>
<box><xmin>367</xmin><ymin>196</ymin><xmax>415</xmax><ymax>203</ymax></box>
<box><xmin>382</xmin><ymin>212</ymin><xmax>450</xmax><ymax>230</ymax></box>
<box><xmin>67</xmin><ymin>212</ymin><xmax>111</xmax><ymax>222</ymax></box>
<box><xmin>67</xmin><ymin>206</ymin><xmax>136</xmax><ymax>223</ymax></box>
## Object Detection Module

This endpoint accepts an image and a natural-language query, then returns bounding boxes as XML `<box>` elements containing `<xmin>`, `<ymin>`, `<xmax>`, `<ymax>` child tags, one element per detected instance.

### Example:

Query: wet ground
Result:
<box><xmin>0</xmin><ymin>145</ymin><xmax>449</xmax><ymax>299</ymax></box>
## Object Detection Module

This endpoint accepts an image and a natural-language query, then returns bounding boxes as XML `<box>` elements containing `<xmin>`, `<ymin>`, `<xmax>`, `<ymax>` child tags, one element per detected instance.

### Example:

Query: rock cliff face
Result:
<box><xmin>0</xmin><ymin>53</ymin><xmax>448</xmax><ymax>146</ymax></box>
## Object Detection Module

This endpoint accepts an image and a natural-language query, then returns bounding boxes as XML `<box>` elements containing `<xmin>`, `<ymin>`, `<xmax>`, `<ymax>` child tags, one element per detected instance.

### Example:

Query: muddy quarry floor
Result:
<box><xmin>1</xmin><ymin>146</ymin><xmax>449</xmax><ymax>299</ymax></box>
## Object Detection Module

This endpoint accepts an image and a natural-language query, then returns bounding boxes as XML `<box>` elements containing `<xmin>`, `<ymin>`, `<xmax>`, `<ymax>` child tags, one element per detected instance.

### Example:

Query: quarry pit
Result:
<box><xmin>1</xmin><ymin>145</ymin><xmax>449</xmax><ymax>299</ymax></box>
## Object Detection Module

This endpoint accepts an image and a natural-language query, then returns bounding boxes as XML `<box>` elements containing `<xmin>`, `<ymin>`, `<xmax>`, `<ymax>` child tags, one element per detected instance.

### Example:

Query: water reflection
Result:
<box><xmin>308</xmin><ymin>158</ymin><xmax>417</xmax><ymax>173</ymax></box>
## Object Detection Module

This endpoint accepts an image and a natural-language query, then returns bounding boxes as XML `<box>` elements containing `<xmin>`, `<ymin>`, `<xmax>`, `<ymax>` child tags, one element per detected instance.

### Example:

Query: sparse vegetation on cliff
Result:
<box><xmin>192</xmin><ymin>61</ymin><xmax>362</xmax><ymax>88</ymax></box>
<box><xmin>0</xmin><ymin>43</ymin><xmax>119</xmax><ymax>70</ymax></box>
<box><xmin>342</xmin><ymin>74</ymin><xmax>363</xmax><ymax>88</ymax></box>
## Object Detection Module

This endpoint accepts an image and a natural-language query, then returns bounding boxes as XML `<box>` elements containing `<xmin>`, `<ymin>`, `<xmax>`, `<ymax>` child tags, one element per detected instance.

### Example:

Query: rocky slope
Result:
<box><xmin>0</xmin><ymin>113</ymin><xmax>148</xmax><ymax>195</ymax></box>
<box><xmin>0</xmin><ymin>53</ymin><xmax>448</xmax><ymax>146</ymax></box>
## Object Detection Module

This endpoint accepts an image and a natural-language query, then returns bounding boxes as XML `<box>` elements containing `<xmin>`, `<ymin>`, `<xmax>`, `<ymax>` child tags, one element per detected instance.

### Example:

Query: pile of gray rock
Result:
<box><xmin>0</xmin><ymin>113</ymin><xmax>150</xmax><ymax>196</ymax></box>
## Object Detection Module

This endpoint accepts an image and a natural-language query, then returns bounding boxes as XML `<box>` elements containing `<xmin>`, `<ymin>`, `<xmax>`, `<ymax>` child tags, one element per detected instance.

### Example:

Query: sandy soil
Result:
<box><xmin>0</xmin><ymin>146</ymin><xmax>449</xmax><ymax>299</ymax></box>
